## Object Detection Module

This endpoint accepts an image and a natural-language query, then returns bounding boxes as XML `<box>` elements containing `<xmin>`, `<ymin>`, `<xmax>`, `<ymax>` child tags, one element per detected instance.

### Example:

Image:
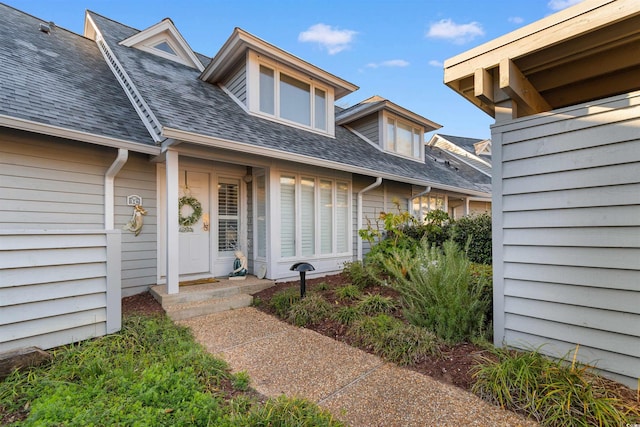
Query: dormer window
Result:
<box><xmin>257</xmin><ymin>63</ymin><xmax>328</xmax><ymax>132</ymax></box>
<box><xmin>384</xmin><ymin>112</ymin><xmax>423</xmax><ymax>159</ymax></box>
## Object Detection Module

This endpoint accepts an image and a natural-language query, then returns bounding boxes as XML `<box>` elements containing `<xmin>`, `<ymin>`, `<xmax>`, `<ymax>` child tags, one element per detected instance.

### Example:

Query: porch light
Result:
<box><xmin>290</xmin><ymin>262</ymin><xmax>315</xmax><ymax>298</ymax></box>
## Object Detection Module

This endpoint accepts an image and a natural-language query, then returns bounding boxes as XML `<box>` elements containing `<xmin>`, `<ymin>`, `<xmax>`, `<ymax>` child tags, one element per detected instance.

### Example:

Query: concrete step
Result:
<box><xmin>164</xmin><ymin>293</ymin><xmax>254</xmax><ymax>321</ymax></box>
<box><xmin>150</xmin><ymin>278</ymin><xmax>275</xmax><ymax>307</ymax></box>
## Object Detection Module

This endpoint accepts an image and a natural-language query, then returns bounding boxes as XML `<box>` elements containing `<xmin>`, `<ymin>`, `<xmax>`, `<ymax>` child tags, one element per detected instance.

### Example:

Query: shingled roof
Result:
<box><xmin>0</xmin><ymin>4</ymin><xmax>154</xmax><ymax>147</ymax></box>
<box><xmin>86</xmin><ymin>12</ymin><xmax>489</xmax><ymax>195</ymax></box>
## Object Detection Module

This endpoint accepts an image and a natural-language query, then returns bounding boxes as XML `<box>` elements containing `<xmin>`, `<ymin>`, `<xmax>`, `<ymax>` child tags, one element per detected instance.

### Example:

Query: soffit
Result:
<box><xmin>444</xmin><ymin>0</ymin><xmax>640</xmax><ymax>119</ymax></box>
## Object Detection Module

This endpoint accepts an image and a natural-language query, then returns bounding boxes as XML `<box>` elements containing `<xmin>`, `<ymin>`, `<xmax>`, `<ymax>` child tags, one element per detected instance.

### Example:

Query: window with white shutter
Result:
<box><xmin>218</xmin><ymin>179</ymin><xmax>239</xmax><ymax>252</ymax></box>
<box><xmin>280</xmin><ymin>176</ymin><xmax>296</xmax><ymax>257</ymax></box>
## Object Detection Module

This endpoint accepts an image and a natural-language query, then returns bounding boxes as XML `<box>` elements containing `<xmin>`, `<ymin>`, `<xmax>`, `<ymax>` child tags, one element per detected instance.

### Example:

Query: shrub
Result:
<box><xmin>332</xmin><ymin>306</ymin><xmax>362</xmax><ymax>325</ymax></box>
<box><xmin>470</xmin><ymin>263</ymin><xmax>493</xmax><ymax>328</ymax></box>
<box><xmin>235</xmin><ymin>395</ymin><xmax>344</xmax><ymax>426</ymax></box>
<box><xmin>451</xmin><ymin>213</ymin><xmax>492</xmax><ymax>264</ymax></box>
<box><xmin>381</xmin><ymin>240</ymin><xmax>490</xmax><ymax>344</ymax></box>
<box><xmin>356</xmin><ymin>294</ymin><xmax>397</xmax><ymax>315</ymax></box>
<box><xmin>270</xmin><ymin>288</ymin><xmax>301</xmax><ymax>318</ymax></box>
<box><xmin>286</xmin><ymin>293</ymin><xmax>332</xmax><ymax>327</ymax></box>
<box><xmin>349</xmin><ymin>314</ymin><xmax>439</xmax><ymax>365</ymax></box>
<box><xmin>334</xmin><ymin>284</ymin><xmax>362</xmax><ymax>301</ymax></box>
<box><xmin>342</xmin><ymin>261</ymin><xmax>381</xmax><ymax>289</ymax></box>
<box><xmin>472</xmin><ymin>346</ymin><xmax>640</xmax><ymax>426</ymax></box>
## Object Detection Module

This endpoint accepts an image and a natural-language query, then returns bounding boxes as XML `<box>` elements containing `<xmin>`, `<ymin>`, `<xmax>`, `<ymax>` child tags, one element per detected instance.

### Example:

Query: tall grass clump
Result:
<box><xmin>472</xmin><ymin>346</ymin><xmax>640</xmax><ymax>426</ymax></box>
<box><xmin>348</xmin><ymin>314</ymin><xmax>439</xmax><ymax>365</ymax></box>
<box><xmin>233</xmin><ymin>395</ymin><xmax>344</xmax><ymax>426</ymax></box>
<box><xmin>286</xmin><ymin>293</ymin><xmax>332</xmax><ymax>327</ymax></box>
<box><xmin>380</xmin><ymin>239</ymin><xmax>489</xmax><ymax>343</ymax></box>
<box><xmin>270</xmin><ymin>287</ymin><xmax>301</xmax><ymax>317</ymax></box>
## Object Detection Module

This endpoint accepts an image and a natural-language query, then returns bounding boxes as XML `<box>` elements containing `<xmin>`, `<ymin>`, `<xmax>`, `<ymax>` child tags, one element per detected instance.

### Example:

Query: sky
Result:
<box><xmin>7</xmin><ymin>0</ymin><xmax>583</xmax><ymax>140</ymax></box>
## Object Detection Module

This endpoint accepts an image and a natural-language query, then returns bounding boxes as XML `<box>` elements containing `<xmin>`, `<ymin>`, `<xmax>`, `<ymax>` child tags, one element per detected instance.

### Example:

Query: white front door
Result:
<box><xmin>178</xmin><ymin>170</ymin><xmax>211</xmax><ymax>275</ymax></box>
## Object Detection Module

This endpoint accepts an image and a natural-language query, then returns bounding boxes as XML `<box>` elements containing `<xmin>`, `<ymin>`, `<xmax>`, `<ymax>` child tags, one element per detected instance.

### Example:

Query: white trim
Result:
<box><xmin>382</xmin><ymin>111</ymin><xmax>426</xmax><ymax>163</ymax></box>
<box><xmin>220</xmin><ymin>83</ymin><xmax>250</xmax><ymax>113</ymax></box>
<box><xmin>200</xmin><ymin>28</ymin><xmax>358</xmax><ymax>99</ymax></box>
<box><xmin>84</xmin><ymin>13</ymin><xmax>164</xmax><ymax>144</ymax></box>
<box><xmin>0</xmin><ymin>114</ymin><xmax>160</xmax><ymax>155</ymax></box>
<box><xmin>165</xmin><ymin>150</ymin><xmax>180</xmax><ymax>294</ymax></box>
<box><xmin>119</xmin><ymin>19</ymin><xmax>204</xmax><ymax>71</ymax></box>
<box><xmin>343</xmin><ymin>125</ymin><xmax>382</xmax><ymax>150</ymax></box>
<box><xmin>336</xmin><ymin>96</ymin><xmax>442</xmax><ymax>131</ymax></box>
<box><xmin>161</xmin><ymin>126</ymin><xmax>491</xmax><ymax>198</ymax></box>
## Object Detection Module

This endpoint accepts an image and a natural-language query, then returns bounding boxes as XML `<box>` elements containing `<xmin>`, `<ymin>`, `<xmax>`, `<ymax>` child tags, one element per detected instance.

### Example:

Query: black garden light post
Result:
<box><xmin>289</xmin><ymin>262</ymin><xmax>315</xmax><ymax>298</ymax></box>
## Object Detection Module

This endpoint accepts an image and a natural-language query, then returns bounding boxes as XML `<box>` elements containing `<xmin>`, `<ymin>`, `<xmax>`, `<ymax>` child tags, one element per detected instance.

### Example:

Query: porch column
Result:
<box><xmin>166</xmin><ymin>149</ymin><xmax>179</xmax><ymax>294</ymax></box>
<box><xmin>464</xmin><ymin>197</ymin><xmax>470</xmax><ymax>216</ymax></box>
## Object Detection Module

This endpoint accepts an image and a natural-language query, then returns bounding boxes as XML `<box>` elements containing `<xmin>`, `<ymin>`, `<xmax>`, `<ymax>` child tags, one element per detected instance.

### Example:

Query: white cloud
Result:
<box><xmin>426</xmin><ymin>19</ymin><xmax>484</xmax><ymax>44</ymax></box>
<box><xmin>547</xmin><ymin>0</ymin><xmax>583</xmax><ymax>11</ymax></box>
<box><xmin>298</xmin><ymin>23</ymin><xmax>357</xmax><ymax>54</ymax></box>
<box><xmin>508</xmin><ymin>16</ymin><xmax>524</xmax><ymax>24</ymax></box>
<box><xmin>428</xmin><ymin>59</ymin><xmax>443</xmax><ymax>67</ymax></box>
<box><xmin>366</xmin><ymin>59</ymin><xmax>410</xmax><ymax>68</ymax></box>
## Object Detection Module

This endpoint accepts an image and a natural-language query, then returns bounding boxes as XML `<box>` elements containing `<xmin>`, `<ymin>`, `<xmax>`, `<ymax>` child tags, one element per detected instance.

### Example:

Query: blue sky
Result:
<box><xmin>7</xmin><ymin>0</ymin><xmax>583</xmax><ymax>140</ymax></box>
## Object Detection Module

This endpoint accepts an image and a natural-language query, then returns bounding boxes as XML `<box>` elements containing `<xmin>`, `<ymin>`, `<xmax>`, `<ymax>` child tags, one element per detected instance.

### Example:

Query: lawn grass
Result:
<box><xmin>0</xmin><ymin>314</ymin><xmax>342</xmax><ymax>426</ymax></box>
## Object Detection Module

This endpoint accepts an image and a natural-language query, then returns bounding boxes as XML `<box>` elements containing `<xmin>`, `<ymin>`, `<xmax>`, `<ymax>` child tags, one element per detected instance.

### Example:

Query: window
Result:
<box><xmin>218</xmin><ymin>179</ymin><xmax>240</xmax><ymax>252</ymax></box>
<box><xmin>411</xmin><ymin>193</ymin><xmax>446</xmax><ymax>222</ymax></box>
<box><xmin>386</xmin><ymin>115</ymin><xmax>423</xmax><ymax>159</ymax></box>
<box><xmin>258</xmin><ymin>64</ymin><xmax>328</xmax><ymax>132</ymax></box>
<box><xmin>256</xmin><ymin>174</ymin><xmax>266</xmax><ymax>258</ymax></box>
<box><xmin>280</xmin><ymin>175</ymin><xmax>350</xmax><ymax>258</ymax></box>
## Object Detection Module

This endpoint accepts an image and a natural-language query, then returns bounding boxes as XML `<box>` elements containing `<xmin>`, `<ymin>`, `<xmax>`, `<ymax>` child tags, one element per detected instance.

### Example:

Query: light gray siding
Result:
<box><xmin>349</xmin><ymin>114</ymin><xmax>379</xmax><ymax>146</ymax></box>
<box><xmin>0</xmin><ymin>230</ymin><xmax>121</xmax><ymax>352</ymax></box>
<box><xmin>0</xmin><ymin>130</ymin><xmax>157</xmax><ymax>296</ymax></box>
<box><xmin>223</xmin><ymin>60</ymin><xmax>247</xmax><ymax>106</ymax></box>
<box><xmin>491</xmin><ymin>91</ymin><xmax>640</xmax><ymax>388</ymax></box>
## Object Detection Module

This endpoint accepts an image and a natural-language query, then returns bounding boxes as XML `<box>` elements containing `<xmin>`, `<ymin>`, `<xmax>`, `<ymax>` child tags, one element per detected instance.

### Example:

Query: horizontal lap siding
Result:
<box><xmin>493</xmin><ymin>91</ymin><xmax>640</xmax><ymax>388</ymax></box>
<box><xmin>115</xmin><ymin>154</ymin><xmax>157</xmax><ymax>296</ymax></box>
<box><xmin>349</xmin><ymin>114</ymin><xmax>379</xmax><ymax>146</ymax></box>
<box><xmin>0</xmin><ymin>131</ymin><xmax>158</xmax><ymax>296</ymax></box>
<box><xmin>223</xmin><ymin>61</ymin><xmax>247</xmax><ymax>106</ymax></box>
<box><xmin>0</xmin><ymin>231</ymin><xmax>119</xmax><ymax>352</ymax></box>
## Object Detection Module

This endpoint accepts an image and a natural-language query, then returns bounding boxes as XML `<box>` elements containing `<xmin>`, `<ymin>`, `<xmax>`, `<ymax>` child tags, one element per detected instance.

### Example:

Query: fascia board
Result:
<box><xmin>161</xmin><ymin>126</ymin><xmax>489</xmax><ymax>197</ymax></box>
<box><xmin>0</xmin><ymin>114</ymin><xmax>161</xmax><ymax>155</ymax></box>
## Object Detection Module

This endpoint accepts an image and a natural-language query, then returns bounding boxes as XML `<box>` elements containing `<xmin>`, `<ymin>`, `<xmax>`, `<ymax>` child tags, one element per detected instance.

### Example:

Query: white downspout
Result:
<box><xmin>104</xmin><ymin>148</ymin><xmax>128</xmax><ymax>229</ymax></box>
<box><xmin>357</xmin><ymin>177</ymin><xmax>382</xmax><ymax>261</ymax></box>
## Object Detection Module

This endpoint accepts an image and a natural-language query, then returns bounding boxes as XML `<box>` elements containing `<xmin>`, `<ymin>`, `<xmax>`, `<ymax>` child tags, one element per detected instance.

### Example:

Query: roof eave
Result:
<box><xmin>199</xmin><ymin>28</ymin><xmax>358</xmax><ymax>99</ymax></box>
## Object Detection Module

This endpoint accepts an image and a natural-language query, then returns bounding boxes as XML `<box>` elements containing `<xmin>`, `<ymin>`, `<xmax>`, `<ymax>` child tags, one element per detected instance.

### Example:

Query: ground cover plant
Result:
<box><xmin>0</xmin><ymin>296</ymin><xmax>342</xmax><ymax>426</ymax></box>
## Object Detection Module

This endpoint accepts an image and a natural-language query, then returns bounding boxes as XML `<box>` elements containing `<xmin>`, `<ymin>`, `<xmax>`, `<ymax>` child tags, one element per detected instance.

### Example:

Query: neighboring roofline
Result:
<box><xmin>119</xmin><ymin>18</ymin><xmax>205</xmax><ymax>71</ymax></box>
<box><xmin>427</xmin><ymin>134</ymin><xmax>491</xmax><ymax>177</ymax></box>
<box><xmin>336</xmin><ymin>96</ymin><xmax>442</xmax><ymax>131</ymax></box>
<box><xmin>0</xmin><ymin>114</ymin><xmax>160</xmax><ymax>155</ymax></box>
<box><xmin>199</xmin><ymin>28</ymin><xmax>359</xmax><ymax>100</ymax></box>
<box><xmin>161</xmin><ymin>126</ymin><xmax>489</xmax><ymax>197</ymax></box>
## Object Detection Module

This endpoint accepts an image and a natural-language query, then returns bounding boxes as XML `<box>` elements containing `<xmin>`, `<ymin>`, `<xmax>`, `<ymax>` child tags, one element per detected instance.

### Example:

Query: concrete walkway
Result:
<box><xmin>180</xmin><ymin>307</ymin><xmax>537</xmax><ymax>427</ymax></box>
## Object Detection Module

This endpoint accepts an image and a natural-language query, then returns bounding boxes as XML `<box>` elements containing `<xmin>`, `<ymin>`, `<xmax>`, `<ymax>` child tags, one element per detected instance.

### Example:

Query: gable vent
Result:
<box><xmin>97</xmin><ymin>38</ymin><xmax>163</xmax><ymax>143</ymax></box>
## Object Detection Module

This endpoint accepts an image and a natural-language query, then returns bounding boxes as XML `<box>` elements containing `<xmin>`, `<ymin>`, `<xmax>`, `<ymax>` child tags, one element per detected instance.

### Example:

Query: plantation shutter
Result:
<box><xmin>336</xmin><ymin>181</ymin><xmax>349</xmax><ymax>253</ymax></box>
<box><xmin>218</xmin><ymin>179</ymin><xmax>239</xmax><ymax>252</ymax></box>
<box><xmin>280</xmin><ymin>176</ymin><xmax>296</xmax><ymax>257</ymax></box>
<box><xmin>300</xmin><ymin>177</ymin><xmax>315</xmax><ymax>256</ymax></box>
<box><xmin>319</xmin><ymin>180</ymin><xmax>333</xmax><ymax>254</ymax></box>
<box><xmin>256</xmin><ymin>174</ymin><xmax>266</xmax><ymax>258</ymax></box>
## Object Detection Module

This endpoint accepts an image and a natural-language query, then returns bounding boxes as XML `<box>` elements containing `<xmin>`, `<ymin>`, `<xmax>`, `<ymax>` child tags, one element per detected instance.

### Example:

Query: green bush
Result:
<box><xmin>234</xmin><ymin>395</ymin><xmax>343</xmax><ymax>426</ymax></box>
<box><xmin>380</xmin><ymin>240</ymin><xmax>490</xmax><ymax>344</ymax></box>
<box><xmin>470</xmin><ymin>263</ymin><xmax>493</xmax><ymax>328</ymax></box>
<box><xmin>451</xmin><ymin>213</ymin><xmax>492</xmax><ymax>264</ymax></box>
<box><xmin>356</xmin><ymin>294</ymin><xmax>398</xmax><ymax>315</ymax></box>
<box><xmin>349</xmin><ymin>314</ymin><xmax>439</xmax><ymax>365</ymax></box>
<box><xmin>334</xmin><ymin>284</ymin><xmax>362</xmax><ymax>301</ymax></box>
<box><xmin>286</xmin><ymin>293</ymin><xmax>332</xmax><ymax>327</ymax></box>
<box><xmin>342</xmin><ymin>260</ymin><xmax>381</xmax><ymax>289</ymax></box>
<box><xmin>332</xmin><ymin>306</ymin><xmax>362</xmax><ymax>325</ymax></box>
<box><xmin>472</xmin><ymin>346</ymin><xmax>640</xmax><ymax>426</ymax></box>
<box><xmin>270</xmin><ymin>288</ymin><xmax>301</xmax><ymax>318</ymax></box>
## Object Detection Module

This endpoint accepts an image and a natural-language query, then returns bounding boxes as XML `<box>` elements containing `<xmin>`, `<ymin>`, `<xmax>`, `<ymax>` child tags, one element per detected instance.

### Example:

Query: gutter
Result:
<box><xmin>357</xmin><ymin>177</ymin><xmax>383</xmax><ymax>261</ymax></box>
<box><xmin>105</xmin><ymin>148</ymin><xmax>129</xmax><ymax>229</ymax></box>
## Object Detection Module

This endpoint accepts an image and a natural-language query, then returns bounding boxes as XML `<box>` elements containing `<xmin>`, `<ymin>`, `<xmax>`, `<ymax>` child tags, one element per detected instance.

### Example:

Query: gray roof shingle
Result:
<box><xmin>89</xmin><ymin>11</ymin><xmax>491</xmax><ymax>194</ymax></box>
<box><xmin>0</xmin><ymin>4</ymin><xmax>153</xmax><ymax>146</ymax></box>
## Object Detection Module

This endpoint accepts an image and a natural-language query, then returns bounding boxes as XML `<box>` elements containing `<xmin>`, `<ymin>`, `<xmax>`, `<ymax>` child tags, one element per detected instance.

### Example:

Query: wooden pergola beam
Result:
<box><xmin>499</xmin><ymin>58</ymin><xmax>551</xmax><ymax>116</ymax></box>
<box><xmin>474</xmin><ymin>68</ymin><xmax>494</xmax><ymax>105</ymax></box>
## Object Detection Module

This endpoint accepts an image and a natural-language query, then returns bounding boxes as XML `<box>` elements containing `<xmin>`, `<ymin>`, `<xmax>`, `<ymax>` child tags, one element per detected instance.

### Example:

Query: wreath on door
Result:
<box><xmin>178</xmin><ymin>196</ymin><xmax>202</xmax><ymax>226</ymax></box>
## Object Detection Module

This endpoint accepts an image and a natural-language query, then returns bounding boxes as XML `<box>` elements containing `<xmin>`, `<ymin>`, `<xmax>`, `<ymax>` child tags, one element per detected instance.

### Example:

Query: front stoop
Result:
<box><xmin>149</xmin><ymin>276</ymin><xmax>275</xmax><ymax>321</ymax></box>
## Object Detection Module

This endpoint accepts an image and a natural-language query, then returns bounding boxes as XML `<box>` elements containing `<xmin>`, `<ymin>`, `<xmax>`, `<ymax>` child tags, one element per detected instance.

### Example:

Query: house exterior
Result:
<box><xmin>0</xmin><ymin>5</ymin><xmax>490</xmax><ymax>353</ymax></box>
<box><xmin>444</xmin><ymin>0</ymin><xmax>640</xmax><ymax>388</ymax></box>
<box><xmin>426</xmin><ymin>134</ymin><xmax>492</xmax><ymax>218</ymax></box>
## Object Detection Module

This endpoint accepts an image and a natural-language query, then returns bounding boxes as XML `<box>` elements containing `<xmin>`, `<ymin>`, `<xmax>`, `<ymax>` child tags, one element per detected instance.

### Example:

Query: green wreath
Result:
<box><xmin>178</xmin><ymin>196</ymin><xmax>202</xmax><ymax>227</ymax></box>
